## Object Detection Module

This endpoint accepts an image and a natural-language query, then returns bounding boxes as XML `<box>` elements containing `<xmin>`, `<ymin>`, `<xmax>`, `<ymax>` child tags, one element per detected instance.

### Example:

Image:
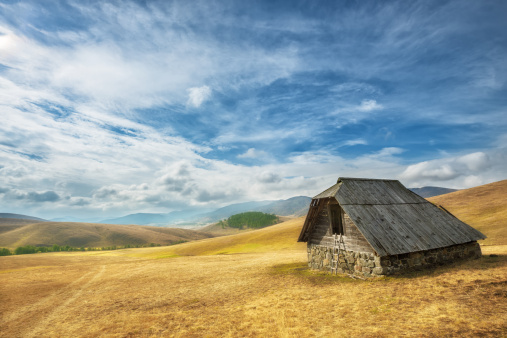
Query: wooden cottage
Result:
<box><xmin>298</xmin><ymin>177</ymin><xmax>486</xmax><ymax>277</ymax></box>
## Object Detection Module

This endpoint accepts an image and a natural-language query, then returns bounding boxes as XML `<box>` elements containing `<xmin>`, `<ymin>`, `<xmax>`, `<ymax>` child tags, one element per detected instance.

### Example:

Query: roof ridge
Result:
<box><xmin>339</xmin><ymin>202</ymin><xmax>428</xmax><ymax>206</ymax></box>
<box><xmin>337</xmin><ymin>177</ymin><xmax>399</xmax><ymax>183</ymax></box>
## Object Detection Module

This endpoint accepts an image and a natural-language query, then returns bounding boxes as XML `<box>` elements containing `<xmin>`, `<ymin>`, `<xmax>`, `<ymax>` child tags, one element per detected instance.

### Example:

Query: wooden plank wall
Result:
<box><xmin>309</xmin><ymin>207</ymin><xmax>331</xmax><ymax>244</ymax></box>
<box><xmin>342</xmin><ymin>213</ymin><xmax>374</xmax><ymax>253</ymax></box>
<box><xmin>309</xmin><ymin>202</ymin><xmax>374</xmax><ymax>254</ymax></box>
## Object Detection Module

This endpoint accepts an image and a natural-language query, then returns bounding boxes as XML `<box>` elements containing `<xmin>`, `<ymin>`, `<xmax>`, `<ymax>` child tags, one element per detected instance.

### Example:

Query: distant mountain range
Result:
<box><xmin>99</xmin><ymin>208</ymin><xmax>213</xmax><ymax>226</ymax></box>
<box><xmin>50</xmin><ymin>216</ymin><xmax>104</xmax><ymax>223</ymax></box>
<box><xmin>0</xmin><ymin>186</ymin><xmax>457</xmax><ymax>227</ymax></box>
<box><xmin>99</xmin><ymin>196</ymin><xmax>312</xmax><ymax>227</ymax></box>
<box><xmin>0</xmin><ymin>213</ymin><xmax>47</xmax><ymax>221</ymax></box>
<box><xmin>409</xmin><ymin>187</ymin><xmax>458</xmax><ymax>198</ymax></box>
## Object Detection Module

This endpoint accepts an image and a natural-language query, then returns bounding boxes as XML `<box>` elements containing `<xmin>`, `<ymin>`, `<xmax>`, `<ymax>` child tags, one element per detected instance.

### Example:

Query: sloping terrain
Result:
<box><xmin>163</xmin><ymin>216</ymin><xmax>307</xmax><ymax>256</ymax></box>
<box><xmin>0</xmin><ymin>218</ymin><xmax>46</xmax><ymax>234</ymax></box>
<box><xmin>1</xmin><ymin>180</ymin><xmax>506</xmax><ymax>337</ymax></box>
<box><xmin>0</xmin><ymin>221</ymin><xmax>213</xmax><ymax>249</ymax></box>
<box><xmin>1</xmin><ymin>224</ymin><xmax>505</xmax><ymax>337</ymax></box>
<box><xmin>0</xmin><ymin>213</ymin><xmax>47</xmax><ymax>221</ymax></box>
<box><xmin>429</xmin><ymin>179</ymin><xmax>507</xmax><ymax>246</ymax></box>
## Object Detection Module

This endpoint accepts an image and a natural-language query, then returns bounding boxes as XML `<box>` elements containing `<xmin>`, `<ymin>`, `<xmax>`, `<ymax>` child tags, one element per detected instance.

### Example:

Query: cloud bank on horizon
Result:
<box><xmin>0</xmin><ymin>0</ymin><xmax>506</xmax><ymax>219</ymax></box>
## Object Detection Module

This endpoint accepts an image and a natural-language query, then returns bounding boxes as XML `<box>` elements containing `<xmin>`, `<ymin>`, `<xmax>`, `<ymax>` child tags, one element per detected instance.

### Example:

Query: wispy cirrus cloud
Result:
<box><xmin>0</xmin><ymin>0</ymin><xmax>506</xmax><ymax>219</ymax></box>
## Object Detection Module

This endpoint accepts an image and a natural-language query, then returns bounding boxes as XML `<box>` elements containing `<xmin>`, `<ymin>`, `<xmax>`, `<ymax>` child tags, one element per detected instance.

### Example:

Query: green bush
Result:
<box><xmin>0</xmin><ymin>248</ymin><xmax>12</xmax><ymax>256</ymax></box>
<box><xmin>14</xmin><ymin>245</ymin><xmax>38</xmax><ymax>255</ymax></box>
<box><xmin>7</xmin><ymin>242</ymin><xmax>167</xmax><ymax>256</ymax></box>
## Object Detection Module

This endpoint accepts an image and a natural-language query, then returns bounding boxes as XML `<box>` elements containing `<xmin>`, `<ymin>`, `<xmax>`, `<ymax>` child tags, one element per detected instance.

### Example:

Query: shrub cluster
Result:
<box><xmin>0</xmin><ymin>241</ymin><xmax>182</xmax><ymax>256</ymax></box>
<box><xmin>0</xmin><ymin>247</ymin><xmax>12</xmax><ymax>256</ymax></box>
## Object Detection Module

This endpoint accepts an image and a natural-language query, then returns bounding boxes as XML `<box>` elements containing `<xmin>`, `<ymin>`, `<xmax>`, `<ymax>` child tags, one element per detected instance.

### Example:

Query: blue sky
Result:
<box><xmin>0</xmin><ymin>0</ymin><xmax>506</xmax><ymax>219</ymax></box>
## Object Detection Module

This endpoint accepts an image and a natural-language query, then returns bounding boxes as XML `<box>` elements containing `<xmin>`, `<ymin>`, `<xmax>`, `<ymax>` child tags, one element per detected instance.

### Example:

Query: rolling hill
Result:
<box><xmin>0</xmin><ymin>218</ymin><xmax>47</xmax><ymax>235</ymax></box>
<box><xmin>429</xmin><ymin>179</ymin><xmax>507</xmax><ymax>246</ymax></box>
<box><xmin>143</xmin><ymin>216</ymin><xmax>307</xmax><ymax>257</ymax></box>
<box><xmin>0</xmin><ymin>213</ymin><xmax>47</xmax><ymax>221</ymax></box>
<box><xmin>0</xmin><ymin>221</ymin><xmax>214</xmax><ymax>249</ymax></box>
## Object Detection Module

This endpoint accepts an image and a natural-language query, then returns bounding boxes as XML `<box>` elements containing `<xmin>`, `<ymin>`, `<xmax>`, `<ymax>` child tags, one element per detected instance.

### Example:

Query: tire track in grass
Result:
<box><xmin>1</xmin><ymin>268</ymin><xmax>97</xmax><ymax>327</ymax></box>
<box><xmin>24</xmin><ymin>265</ymin><xmax>106</xmax><ymax>338</ymax></box>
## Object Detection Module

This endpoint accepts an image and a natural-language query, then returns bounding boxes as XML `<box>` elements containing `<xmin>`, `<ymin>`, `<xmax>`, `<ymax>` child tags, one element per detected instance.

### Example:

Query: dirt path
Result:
<box><xmin>1</xmin><ymin>264</ymin><xmax>106</xmax><ymax>337</ymax></box>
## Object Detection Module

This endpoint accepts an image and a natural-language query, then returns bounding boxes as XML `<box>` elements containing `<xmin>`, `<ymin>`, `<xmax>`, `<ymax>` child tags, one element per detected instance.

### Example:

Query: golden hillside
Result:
<box><xmin>0</xmin><ymin>221</ymin><xmax>213</xmax><ymax>249</ymax></box>
<box><xmin>142</xmin><ymin>216</ymin><xmax>307</xmax><ymax>258</ymax></box>
<box><xmin>0</xmin><ymin>218</ymin><xmax>45</xmax><ymax>234</ymax></box>
<box><xmin>429</xmin><ymin>179</ymin><xmax>507</xmax><ymax>246</ymax></box>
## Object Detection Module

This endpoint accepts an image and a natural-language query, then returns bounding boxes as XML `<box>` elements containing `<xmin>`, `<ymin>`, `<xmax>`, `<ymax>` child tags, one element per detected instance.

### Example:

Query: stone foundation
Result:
<box><xmin>307</xmin><ymin>241</ymin><xmax>482</xmax><ymax>278</ymax></box>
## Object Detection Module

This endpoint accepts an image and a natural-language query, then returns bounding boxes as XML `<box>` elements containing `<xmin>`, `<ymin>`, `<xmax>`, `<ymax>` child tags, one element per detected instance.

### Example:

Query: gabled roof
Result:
<box><xmin>299</xmin><ymin>177</ymin><xmax>486</xmax><ymax>256</ymax></box>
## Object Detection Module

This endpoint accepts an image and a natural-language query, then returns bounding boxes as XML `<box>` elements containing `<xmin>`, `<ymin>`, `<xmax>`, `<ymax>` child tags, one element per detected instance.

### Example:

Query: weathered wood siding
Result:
<box><xmin>309</xmin><ymin>202</ymin><xmax>374</xmax><ymax>254</ymax></box>
<box><xmin>309</xmin><ymin>206</ymin><xmax>331</xmax><ymax>243</ymax></box>
<box><xmin>342</xmin><ymin>213</ymin><xmax>374</xmax><ymax>253</ymax></box>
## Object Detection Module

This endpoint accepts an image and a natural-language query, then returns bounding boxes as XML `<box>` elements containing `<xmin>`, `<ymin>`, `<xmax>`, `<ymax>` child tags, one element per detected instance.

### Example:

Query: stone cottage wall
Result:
<box><xmin>307</xmin><ymin>241</ymin><xmax>482</xmax><ymax>278</ymax></box>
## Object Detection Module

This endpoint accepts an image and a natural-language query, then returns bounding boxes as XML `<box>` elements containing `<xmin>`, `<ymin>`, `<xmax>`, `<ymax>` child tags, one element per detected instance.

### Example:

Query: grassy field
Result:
<box><xmin>1</xmin><ymin>181</ymin><xmax>506</xmax><ymax>337</ymax></box>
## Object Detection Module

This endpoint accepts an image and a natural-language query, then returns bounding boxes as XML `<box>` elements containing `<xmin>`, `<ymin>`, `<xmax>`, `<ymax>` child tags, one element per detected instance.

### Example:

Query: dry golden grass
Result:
<box><xmin>138</xmin><ymin>216</ymin><xmax>307</xmax><ymax>257</ymax></box>
<box><xmin>1</xmin><ymin>181</ymin><xmax>506</xmax><ymax>337</ymax></box>
<box><xmin>0</xmin><ymin>221</ymin><xmax>214</xmax><ymax>249</ymax></box>
<box><xmin>0</xmin><ymin>218</ymin><xmax>45</xmax><ymax>234</ymax></box>
<box><xmin>429</xmin><ymin>179</ymin><xmax>507</xmax><ymax>246</ymax></box>
<box><xmin>1</xmin><ymin>244</ymin><xmax>506</xmax><ymax>337</ymax></box>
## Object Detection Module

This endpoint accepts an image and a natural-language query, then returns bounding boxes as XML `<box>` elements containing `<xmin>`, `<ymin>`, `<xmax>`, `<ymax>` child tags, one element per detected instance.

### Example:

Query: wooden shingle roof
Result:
<box><xmin>299</xmin><ymin>177</ymin><xmax>486</xmax><ymax>256</ymax></box>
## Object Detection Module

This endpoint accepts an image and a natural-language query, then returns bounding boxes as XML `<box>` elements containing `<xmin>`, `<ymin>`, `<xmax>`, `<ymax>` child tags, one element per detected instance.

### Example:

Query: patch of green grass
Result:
<box><xmin>205</xmin><ymin>243</ymin><xmax>262</xmax><ymax>255</ymax></box>
<box><xmin>155</xmin><ymin>254</ymin><xmax>180</xmax><ymax>259</ymax></box>
<box><xmin>369</xmin><ymin>296</ymin><xmax>397</xmax><ymax>314</ymax></box>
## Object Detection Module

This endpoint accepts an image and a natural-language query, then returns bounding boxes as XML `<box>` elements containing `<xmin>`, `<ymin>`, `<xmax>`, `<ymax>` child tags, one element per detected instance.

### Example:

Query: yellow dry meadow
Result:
<box><xmin>1</xmin><ymin>182</ymin><xmax>507</xmax><ymax>337</ymax></box>
<box><xmin>429</xmin><ymin>179</ymin><xmax>507</xmax><ymax>246</ymax></box>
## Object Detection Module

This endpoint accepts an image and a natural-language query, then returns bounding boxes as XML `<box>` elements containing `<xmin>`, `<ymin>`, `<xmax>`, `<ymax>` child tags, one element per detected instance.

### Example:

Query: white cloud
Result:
<box><xmin>399</xmin><ymin>150</ymin><xmax>505</xmax><ymax>188</ymax></box>
<box><xmin>456</xmin><ymin>152</ymin><xmax>490</xmax><ymax>171</ymax></box>
<box><xmin>366</xmin><ymin>147</ymin><xmax>405</xmax><ymax>160</ymax></box>
<box><xmin>400</xmin><ymin>162</ymin><xmax>459</xmax><ymax>182</ymax></box>
<box><xmin>463</xmin><ymin>175</ymin><xmax>483</xmax><ymax>187</ymax></box>
<box><xmin>237</xmin><ymin>148</ymin><xmax>269</xmax><ymax>159</ymax></box>
<box><xmin>356</xmin><ymin>99</ymin><xmax>383</xmax><ymax>112</ymax></box>
<box><xmin>342</xmin><ymin>139</ymin><xmax>368</xmax><ymax>146</ymax></box>
<box><xmin>331</xmin><ymin>99</ymin><xmax>384</xmax><ymax>116</ymax></box>
<box><xmin>328</xmin><ymin>99</ymin><xmax>384</xmax><ymax>126</ymax></box>
<box><xmin>187</xmin><ymin>85</ymin><xmax>212</xmax><ymax>108</ymax></box>
<box><xmin>257</xmin><ymin>171</ymin><xmax>282</xmax><ymax>184</ymax></box>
